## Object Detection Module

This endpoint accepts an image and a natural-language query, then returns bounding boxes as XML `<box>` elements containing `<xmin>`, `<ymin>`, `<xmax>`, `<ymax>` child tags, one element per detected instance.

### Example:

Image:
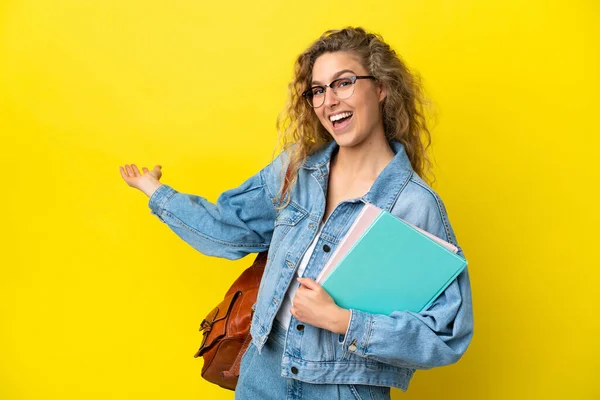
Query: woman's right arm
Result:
<box><xmin>120</xmin><ymin>155</ymin><xmax>285</xmax><ymax>260</ymax></box>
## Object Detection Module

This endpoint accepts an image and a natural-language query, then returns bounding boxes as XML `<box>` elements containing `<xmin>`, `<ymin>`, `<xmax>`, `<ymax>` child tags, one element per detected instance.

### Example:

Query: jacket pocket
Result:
<box><xmin>274</xmin><ymin>201</ymin><xmax>309</xmax><ymax>226</ymax></box>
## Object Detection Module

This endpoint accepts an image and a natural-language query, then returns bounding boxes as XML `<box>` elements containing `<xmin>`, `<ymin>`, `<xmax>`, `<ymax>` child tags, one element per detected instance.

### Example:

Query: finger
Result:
<box><xmin>297</xmin><ymin>277</ymin><xmax>320</xmax><ymax>291</ymax></box>
<box><xmin>294</xmin><ymin>286</ymin><xmax>308</xmax><ymax>298</ymax></box>
<box><xmin>142</xmin><ymin>167</ymin><xmax>149</xmax><ymax>173</ymax></box>
<box><xmin>291</xmin><ymin>292</ymin><xmax>306</xmax><ymax>308</ymax></box>
<box><xmin>290</xmin><ymin>306</ymin><xmax>302</xmax><ymax>321</ymax></box>
<box><xmin>119</xmin><ymin>166</ymin><xmax>127</xmax><ymax>179</ymax></box>
<box><xmin>125</xmin><ymin>164</ymin><xmax>134</xmax><ymax>176</ymax></box>
<box><xmin>131</xmin><ymin>164</ymin><xmax>142</xmax><ymax>177</ymax></box>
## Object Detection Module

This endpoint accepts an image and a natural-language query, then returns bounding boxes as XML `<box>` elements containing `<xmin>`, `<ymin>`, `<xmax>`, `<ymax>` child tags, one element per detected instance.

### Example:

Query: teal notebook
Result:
<box><xmin>320</xmin><ymin>210</ymin><xmax>467</xmax><ymax>315</ymax></box>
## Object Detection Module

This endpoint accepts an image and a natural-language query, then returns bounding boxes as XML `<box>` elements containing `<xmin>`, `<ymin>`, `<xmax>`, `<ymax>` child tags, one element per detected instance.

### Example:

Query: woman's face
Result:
<box><xmin>310</xmin><ymin>51</ymin><xmax>386</xmax><ymax>149</ymax></box>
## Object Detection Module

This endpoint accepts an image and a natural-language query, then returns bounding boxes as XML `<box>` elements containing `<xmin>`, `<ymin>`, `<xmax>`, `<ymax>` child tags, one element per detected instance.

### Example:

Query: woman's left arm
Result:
<box><xmin>293</xmin><ymin>263</ymin><xmax>472</xmax><ymax>370</ymax></box>
<box><xmin>341</xmin><ymin>265</ymin><xmax>473</xmax><ymax>369</ymax></box>
<box><xmin>340</xmin><ymin>185</ymin><xmax>474</xmax><ymax>370</ymax></box>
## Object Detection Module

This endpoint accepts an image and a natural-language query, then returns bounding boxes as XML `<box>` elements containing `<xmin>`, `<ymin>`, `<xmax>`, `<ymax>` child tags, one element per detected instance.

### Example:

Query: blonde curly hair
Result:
<box><xmin>275</xmin><ymin>27</ymin><xmax>433</xmax><ymax>208</ymax></box>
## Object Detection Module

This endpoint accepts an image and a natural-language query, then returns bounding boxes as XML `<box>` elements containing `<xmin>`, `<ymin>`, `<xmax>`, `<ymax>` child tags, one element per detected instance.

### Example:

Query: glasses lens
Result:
<box><xmin>332</xmin><ymin>77</ymin><xmax>355</xmax><ymax>99</ymax></box>
<box><xmin>306</xmin><ymin>87</ymin><xmax>325</xmax><ymax>108</ymax></box>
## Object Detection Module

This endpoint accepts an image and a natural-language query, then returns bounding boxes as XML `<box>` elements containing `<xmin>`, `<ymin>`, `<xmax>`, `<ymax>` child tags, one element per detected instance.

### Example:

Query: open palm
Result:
<box><xmin>119</xmin><ymin>164</ymin><xmax>162</xmax><ymax>190</ymax></box>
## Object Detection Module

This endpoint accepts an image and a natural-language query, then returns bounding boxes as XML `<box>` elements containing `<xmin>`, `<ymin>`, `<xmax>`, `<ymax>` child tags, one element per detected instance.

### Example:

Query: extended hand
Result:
<box><xmin>119</xmin><ymin>164</ymin><xmax>163</xmax><ymax>198</ymax></box>
<box><xmin>290</xmin><ymin>277</ymin><xmax>351</xmax><ymax>334</ymax></box>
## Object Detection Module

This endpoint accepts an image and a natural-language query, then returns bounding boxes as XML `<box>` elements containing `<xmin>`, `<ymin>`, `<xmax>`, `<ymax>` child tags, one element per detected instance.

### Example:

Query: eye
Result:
<box><xmin>331</xmin><ymin>77</ymin><xmax>353</xmax><ymax>90</ymax></box>
<box><xmin>311</xmin><ymin>87</ymin><xmax>325</xmax><ymax>96</ymax></box>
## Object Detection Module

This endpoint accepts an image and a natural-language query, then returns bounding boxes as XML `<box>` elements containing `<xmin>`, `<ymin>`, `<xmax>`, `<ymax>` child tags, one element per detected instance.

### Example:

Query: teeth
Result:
<box><xmin>329</xmin><ymin>112</ymin><xmax>353</xmax><ymax>122</ymax></box>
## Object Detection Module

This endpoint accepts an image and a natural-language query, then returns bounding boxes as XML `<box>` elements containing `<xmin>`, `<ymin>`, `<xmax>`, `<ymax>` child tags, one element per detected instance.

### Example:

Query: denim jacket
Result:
<box><xmin>148</xmin><ymin>140</ymin><xmax>474</xmax><ymax>391</ymax></box>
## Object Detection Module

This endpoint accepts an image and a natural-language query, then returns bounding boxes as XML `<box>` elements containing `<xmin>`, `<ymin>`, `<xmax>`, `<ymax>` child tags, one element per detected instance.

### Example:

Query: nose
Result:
<box><xmin>323</xmin><ymin>86</ymin><xmax>339</xmax><ymax>108</ymax></box>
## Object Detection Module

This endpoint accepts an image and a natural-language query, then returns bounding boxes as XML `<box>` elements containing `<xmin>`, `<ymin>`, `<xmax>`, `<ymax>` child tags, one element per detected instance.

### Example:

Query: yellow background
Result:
<box><xmin>1</xmin><ymin>0</ymin><xmax>598</xmax><ymax>399</ymax></box>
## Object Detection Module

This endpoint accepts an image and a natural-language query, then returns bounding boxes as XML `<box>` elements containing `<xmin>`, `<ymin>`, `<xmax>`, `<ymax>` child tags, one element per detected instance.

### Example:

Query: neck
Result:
<box><xmin>332</xmin><ymin>132</ymin><xmax>396</xmax><ymax>180</ymax></box>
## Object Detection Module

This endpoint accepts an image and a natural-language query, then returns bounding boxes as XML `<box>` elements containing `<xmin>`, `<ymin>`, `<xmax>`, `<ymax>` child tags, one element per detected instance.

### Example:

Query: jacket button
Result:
<box><xmin>296</xmin><ymin>324</ymin><xmax>304</xmax><ymax>331</ymax></box>
<box><xmin>323</xmin><ymin>244</ymin><xmax>331</xmax><ymax>252</ymax></box>
<box><xmin>291</xmin><ymin>366</ymin><xmax>299</xmax><ymax>374</ymax></box>
<box><xmin>349</xmin><ymin>344</ymin><xmax>358</xmax><ymax>352</ymax></box>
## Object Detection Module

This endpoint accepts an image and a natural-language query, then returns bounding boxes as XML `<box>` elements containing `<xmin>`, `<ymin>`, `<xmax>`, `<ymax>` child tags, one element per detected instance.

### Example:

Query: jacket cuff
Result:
<box><xmin>148</xmin><ymin>184</ymin><xmax>177</xmax><ymax>220</ymax></box>
<box><xmin>342</xmin><ymin>309</ymin><xmax>373</xmax><ymax>357</ymax></box>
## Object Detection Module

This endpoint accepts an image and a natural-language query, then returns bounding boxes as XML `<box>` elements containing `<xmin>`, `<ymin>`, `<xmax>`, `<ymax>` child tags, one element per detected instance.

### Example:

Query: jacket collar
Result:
<box><xmin>301</xmin><ymin>140</ymin><xmax>339</xmax><ymax>170</ymax></box>
<box><xmin>303</xmin><ymin>140</ymin><xmax>415</xmax><ymax>212</ymax></box>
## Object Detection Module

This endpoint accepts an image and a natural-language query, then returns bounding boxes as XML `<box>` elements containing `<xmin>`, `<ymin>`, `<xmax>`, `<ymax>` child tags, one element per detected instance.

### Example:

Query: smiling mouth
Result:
<box><xmin>332</xmin><ymin>113</ymin><xmax>353</xmax><ymax>130</ymax></box>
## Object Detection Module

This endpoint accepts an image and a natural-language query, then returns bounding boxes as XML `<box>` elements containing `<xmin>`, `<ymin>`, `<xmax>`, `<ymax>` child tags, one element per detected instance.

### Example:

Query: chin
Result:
<box><xmin>330</xmin><ymin>131</ymin><xmax>365</xmax><ymax>148</ymax></box>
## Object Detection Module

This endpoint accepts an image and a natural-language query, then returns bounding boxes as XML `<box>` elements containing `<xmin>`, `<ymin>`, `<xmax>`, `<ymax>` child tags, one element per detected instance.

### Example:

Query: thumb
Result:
<box><xmin>297</xmin><ymin>277</ymin><xmax>320</xmax><ymax>290</ymax></box>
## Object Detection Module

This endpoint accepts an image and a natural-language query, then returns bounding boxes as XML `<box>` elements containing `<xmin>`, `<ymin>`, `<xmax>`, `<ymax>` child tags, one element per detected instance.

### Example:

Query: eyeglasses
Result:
<box><xmin>302</xmin><ymin>75</ymin><xmax>376</xmax><ymax>108</ymax></box>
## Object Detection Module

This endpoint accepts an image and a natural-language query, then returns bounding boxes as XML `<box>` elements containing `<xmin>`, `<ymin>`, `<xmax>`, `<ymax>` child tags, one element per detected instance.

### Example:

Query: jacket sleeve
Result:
<box><xmin>340</xmin><ymin>180</ymin><xmax>474</xmax><ymax>370</ymax></box>
<box><xmin>147</xmin><ymin>154</ymin><xmax>285</xmax><ymax>260</ymax></box>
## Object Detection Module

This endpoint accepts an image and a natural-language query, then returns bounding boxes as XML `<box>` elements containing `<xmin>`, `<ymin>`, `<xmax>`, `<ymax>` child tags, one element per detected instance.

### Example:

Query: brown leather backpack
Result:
<box><xmin>193</xmin><ymin>251</ymin><xmax>266</xmax><ymax>390</ymax></box>
<box><xmin>193</xmin><ymin>167</ymin><xmax>290</xmax><ymax>390</ymax></box>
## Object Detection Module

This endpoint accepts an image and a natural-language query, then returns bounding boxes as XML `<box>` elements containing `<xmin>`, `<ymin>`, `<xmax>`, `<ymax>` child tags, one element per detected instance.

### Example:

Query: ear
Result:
<box><xmin>377</xmin><ymin>83</ymin><xmax>387</xmax><ymax>103</ymax></box>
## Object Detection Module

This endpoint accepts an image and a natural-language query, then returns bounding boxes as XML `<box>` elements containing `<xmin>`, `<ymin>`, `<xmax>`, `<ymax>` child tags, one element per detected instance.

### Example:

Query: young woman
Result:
<box><xmin>120</xmin><ymin>27</ymin><xmax>473</xmax><ymax>399</ymax></box>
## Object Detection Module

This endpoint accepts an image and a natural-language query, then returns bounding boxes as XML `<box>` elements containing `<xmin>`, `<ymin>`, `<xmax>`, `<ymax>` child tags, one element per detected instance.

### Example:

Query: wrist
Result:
<box><xmin>329</xmin><ymin>307</ymin><xmax>351</xmax><ymax>334</ymax></box>
<box><xmin>141</xmin><ymin>179</ymin><xmax>162</xmax><ymax>198</ymax></box>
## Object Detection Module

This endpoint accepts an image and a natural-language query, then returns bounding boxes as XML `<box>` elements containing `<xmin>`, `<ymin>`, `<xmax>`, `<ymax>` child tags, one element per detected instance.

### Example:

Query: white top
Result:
<box><xmin>275</xmin><ymin>221</ymin><xmax>325</xmax><ymax>329</ymax></box>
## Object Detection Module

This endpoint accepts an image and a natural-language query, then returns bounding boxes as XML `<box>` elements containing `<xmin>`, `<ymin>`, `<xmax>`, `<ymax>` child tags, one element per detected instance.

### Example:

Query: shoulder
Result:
<box><xmin>259</xmin><ymin>149</ymin><xmax>290</xmax><ymax>204</ymax></box>
<box><xmin>390</xmin><ymin>173</ymin><xmax>455</xmax><ymax>244</ymax></box>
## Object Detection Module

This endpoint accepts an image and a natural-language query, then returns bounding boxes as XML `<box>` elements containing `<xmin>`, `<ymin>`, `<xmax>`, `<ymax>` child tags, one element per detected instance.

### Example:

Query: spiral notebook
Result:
<box><xmin>317</xmin><ymin>204</ymin><xmax>467</xmax><ymax>315</ymax></box>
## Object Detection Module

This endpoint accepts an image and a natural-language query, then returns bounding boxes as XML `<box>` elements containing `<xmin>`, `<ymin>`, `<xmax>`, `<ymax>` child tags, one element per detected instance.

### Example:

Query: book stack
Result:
<box><xmin>316</xmin><ymin>204</ymin><xmax>467</xmax><ymax>315</ymax></box>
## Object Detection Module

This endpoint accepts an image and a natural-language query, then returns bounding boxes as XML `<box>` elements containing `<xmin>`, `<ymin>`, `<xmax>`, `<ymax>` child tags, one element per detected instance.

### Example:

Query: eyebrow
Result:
<box><xmin>311</xmin><ymin>69</ymin><xmax>356</xmax><ymax>85</ymax></box>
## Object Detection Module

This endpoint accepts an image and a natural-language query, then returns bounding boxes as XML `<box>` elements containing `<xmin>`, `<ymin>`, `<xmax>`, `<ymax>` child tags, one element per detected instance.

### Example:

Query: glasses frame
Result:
<box><xmin>302</xmin><ymin>75</ymin><xmax>376</xmax><ymax>108</ymax></box>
